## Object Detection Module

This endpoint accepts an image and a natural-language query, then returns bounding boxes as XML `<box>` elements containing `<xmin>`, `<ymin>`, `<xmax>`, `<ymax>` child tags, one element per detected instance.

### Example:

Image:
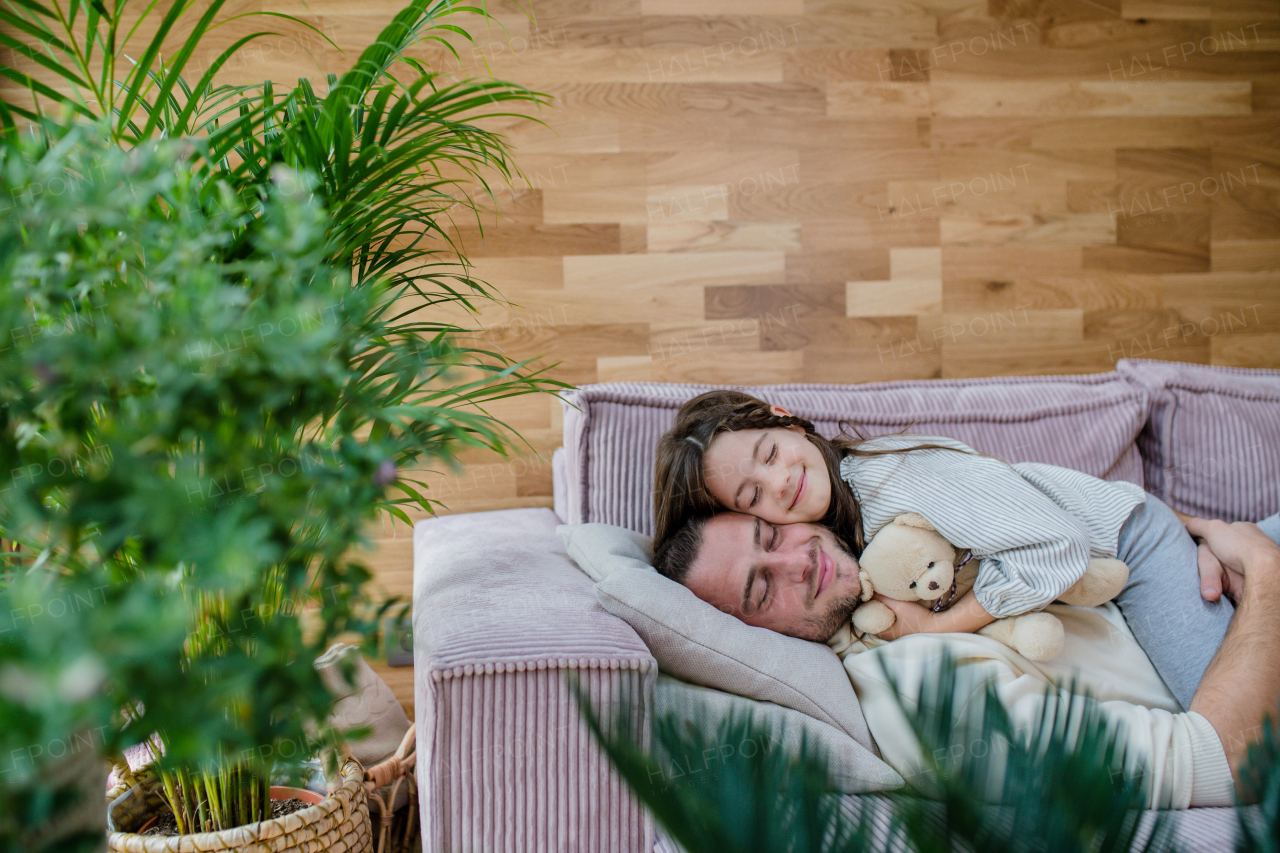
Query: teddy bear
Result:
<box><xmin>851</xmin><ymin>512</ymin><xmax>1129</xmax><ymax>661</ymax></box>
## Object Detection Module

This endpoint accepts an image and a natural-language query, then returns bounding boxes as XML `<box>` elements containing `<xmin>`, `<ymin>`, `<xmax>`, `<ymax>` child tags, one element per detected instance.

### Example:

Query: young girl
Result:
<box><xmin>653</xmin><ymin>389</ymin><xmax>1242</xmax><ymax>712</ymax></box>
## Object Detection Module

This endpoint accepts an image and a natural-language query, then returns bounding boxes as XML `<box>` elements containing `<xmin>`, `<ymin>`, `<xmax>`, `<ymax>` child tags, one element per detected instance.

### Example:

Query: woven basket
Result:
<box><xmin>106</xmin><ymin>757</ymin><xmax>372</xmax><ymax>853</ymax></box>
<box><xmin>362</xmin><ymin>727</ymin><xmax>418</xmax><ymax>853</ymax></box>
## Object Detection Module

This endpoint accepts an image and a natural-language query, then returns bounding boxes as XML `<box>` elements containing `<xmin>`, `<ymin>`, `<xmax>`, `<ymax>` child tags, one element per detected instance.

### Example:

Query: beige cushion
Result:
<box><xmin>595</xmin><ymin>566</ymin><xmax>878</xmax><ymax>749</ymax></box>
<box><xmin>315</xmin><ymin>643</ymin><xmax>410</xmax><ymax>769</ymax></box>
<box><xmin>566</xmin><ymin>520</ymin><xmax>899</xmax><ymax>791</ymax></box>
<box><xmin>653</xmin><ymin>675</ymin><xmax>902</xmax><ymax>795</ymax></box>
<box><xmin>557</xmin><ymin>522</ymin><xmax>654</xmax><ymax>582</ymax></box>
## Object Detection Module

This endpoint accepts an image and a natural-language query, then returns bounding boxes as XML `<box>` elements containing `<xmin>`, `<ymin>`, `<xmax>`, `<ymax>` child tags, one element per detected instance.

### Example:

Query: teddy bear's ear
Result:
<box><xmin>894</xmin><ymin>512</ymin><xmax>936</xmax><ymax>532</ymax></box>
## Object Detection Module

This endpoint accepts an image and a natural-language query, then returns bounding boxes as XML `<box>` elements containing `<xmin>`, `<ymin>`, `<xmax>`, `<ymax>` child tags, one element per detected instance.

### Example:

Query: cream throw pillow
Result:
<box><xmin>560</xmin><ymin>522</ymin><xmax>895</xmax><ymax>789</ymax></box>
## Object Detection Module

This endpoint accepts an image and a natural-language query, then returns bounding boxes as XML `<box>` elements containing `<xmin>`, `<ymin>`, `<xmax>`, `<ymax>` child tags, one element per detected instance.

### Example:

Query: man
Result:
<box><xmin>654</xmin><ymin>511</ymin><xmax>1280</xmax><ymax>808</ymax></box>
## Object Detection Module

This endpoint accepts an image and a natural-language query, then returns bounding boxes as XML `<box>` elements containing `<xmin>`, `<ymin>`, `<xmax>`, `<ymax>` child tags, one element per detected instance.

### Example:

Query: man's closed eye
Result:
<box><xmin>757</xmin><ymin>517</ymin><xmax>778</xmax><ymax>550</ymax></box>
<box><xmin>755</xmin><ymin>574</ymin><xmax>770</xmax><ymax>612</ymax></box>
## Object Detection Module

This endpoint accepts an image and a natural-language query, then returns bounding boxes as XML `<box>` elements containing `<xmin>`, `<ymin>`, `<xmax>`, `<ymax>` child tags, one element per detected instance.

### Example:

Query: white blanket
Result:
<box><xmin>828</xmin><ymin>603</ymin><xmax>1233</xmax><ymax>808</ymax></box>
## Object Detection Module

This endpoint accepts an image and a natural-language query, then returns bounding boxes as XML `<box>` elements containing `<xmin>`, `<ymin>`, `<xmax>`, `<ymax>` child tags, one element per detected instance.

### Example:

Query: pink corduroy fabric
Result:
<box><xmin>414</xmin><ymin>508</ymin><xmax>657</xmax><ymax>853</ymax></box>
<box><xmin>559</xmin><ymin>374</ymin><xmax>1150</xmax><ymax>535</ymax></box>
<box><xmin>1119</xmin><ymin>359</ymin><xmax>1280</xmax><ymax>524</ymax></box>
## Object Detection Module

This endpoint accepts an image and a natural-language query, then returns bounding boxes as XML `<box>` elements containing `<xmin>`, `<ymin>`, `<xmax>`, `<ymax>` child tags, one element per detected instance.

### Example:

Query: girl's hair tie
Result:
<box><xmin>684</xmin><ymin>434</ymin><xmax>705</xmax><ymax>450</ymax></box>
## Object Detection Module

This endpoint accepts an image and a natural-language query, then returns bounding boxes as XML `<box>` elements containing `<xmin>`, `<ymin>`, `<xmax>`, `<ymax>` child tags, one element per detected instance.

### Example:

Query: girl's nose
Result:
<box><xmin>771</xmin><ymin>467</ymin><xmax>791</xmax><ymax>499</ymax></box>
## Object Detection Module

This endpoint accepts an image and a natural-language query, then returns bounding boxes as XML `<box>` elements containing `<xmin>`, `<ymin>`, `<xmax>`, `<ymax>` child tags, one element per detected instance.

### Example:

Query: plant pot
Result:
<box><xmin>269</xmin><ymin>786</ymin><xmax>324</xmax><ymax>805</ymax></box>
<box><xmin>106</xmin><ymin>757</ymin><xmax>371</xmax><ymax>853</ymax></box>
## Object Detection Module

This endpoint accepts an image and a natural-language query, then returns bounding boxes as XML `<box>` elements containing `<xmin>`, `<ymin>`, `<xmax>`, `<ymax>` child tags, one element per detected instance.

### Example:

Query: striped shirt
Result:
<box><xmin>839</xmin><ymin>435</ymin><xmax>1146</xmax><ymax>618</ymax></box>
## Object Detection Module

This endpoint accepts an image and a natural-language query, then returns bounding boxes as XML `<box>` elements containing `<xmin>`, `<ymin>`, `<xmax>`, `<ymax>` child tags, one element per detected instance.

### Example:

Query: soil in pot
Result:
<box><xmin>141</xmin><ymin>797</ymin><xmax>317</xmax><ymax>837</ymax></box>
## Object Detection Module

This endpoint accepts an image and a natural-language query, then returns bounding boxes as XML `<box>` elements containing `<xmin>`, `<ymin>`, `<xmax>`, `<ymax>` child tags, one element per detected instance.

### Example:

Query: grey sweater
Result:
<box><xmin>839</xmin><ymin>434</ymin><xmax>1146</xmax><ymax>618</ymax></box>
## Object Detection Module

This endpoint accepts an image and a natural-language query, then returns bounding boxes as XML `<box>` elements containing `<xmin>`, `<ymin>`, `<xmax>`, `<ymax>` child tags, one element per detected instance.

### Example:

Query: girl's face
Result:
<box><xmin>703</xmin><ymin>421</ymin><xmax>832</xmax><ymax>525</ymax></box>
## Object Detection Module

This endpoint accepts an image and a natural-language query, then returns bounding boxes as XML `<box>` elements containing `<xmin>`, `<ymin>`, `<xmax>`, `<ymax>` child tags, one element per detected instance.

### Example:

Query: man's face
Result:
<box><xmin>684</xmin><ymin>513</ymin><xmax>862</xmax><ymax>642</ymax></box>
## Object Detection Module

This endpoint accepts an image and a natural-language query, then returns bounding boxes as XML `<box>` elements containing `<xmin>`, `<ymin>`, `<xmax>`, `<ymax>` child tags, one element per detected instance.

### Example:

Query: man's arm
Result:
<box><xmin>1185</xmin><ymin>517</ymin><xmax>1280</xmax><ymax>782</ymax></box>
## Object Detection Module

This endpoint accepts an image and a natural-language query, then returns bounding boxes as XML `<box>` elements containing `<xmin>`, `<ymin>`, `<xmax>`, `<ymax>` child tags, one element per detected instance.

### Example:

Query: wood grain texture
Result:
<box><xmin>394</xmin><ymin>0</ymin><xmax>1277</xmax><ymax>708</ymax></box>
<box><xmin>33</xmin><ymin>0</ymin><xmax>1272</xmax><ymax>713</ymax></box>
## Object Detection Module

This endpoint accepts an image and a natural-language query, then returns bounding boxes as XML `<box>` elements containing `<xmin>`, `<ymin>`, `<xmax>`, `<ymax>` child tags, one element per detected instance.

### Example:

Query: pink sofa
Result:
<box><xmin>413</xmin><ymin>359</ymin><xmax>1280</xmax><ymax>853</ymax></box>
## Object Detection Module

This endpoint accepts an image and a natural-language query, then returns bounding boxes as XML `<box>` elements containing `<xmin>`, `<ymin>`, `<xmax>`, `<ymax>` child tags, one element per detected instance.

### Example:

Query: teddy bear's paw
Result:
<box><xmin>853</xmin><ymin>601</ymin><xmax>895</xmax><ymax>635</ymax></box>
<box><xmin>1011</xmin><ymin>612</ymin><xmax>1065</xmax><ymax>661</ymax></box>
<box><xmin>1057</xmin><ymin>557</ymin><xmax>1130</xmax><ymax>607</ymax></box>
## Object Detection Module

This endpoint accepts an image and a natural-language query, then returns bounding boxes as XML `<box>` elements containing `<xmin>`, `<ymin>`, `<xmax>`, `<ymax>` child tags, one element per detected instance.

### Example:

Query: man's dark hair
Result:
<box><xmin>652</xmin><ymin>514</ymin><xmax>710</xmax><ymax>584</ymax></box>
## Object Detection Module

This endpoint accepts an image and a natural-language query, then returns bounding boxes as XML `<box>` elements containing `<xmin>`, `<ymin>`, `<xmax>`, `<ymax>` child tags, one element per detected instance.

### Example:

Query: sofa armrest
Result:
<box><xmin>413</xmin><ymin>507</ymin><xmax>657</xmax><ymax>853</ymax></box>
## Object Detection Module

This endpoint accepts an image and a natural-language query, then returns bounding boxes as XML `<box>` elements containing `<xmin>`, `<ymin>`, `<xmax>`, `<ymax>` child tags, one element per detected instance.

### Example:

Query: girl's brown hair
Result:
<box><xmin>652</xmin><ymin>389</ymin><xmax>969</xmax><ymax>558</ymax></box>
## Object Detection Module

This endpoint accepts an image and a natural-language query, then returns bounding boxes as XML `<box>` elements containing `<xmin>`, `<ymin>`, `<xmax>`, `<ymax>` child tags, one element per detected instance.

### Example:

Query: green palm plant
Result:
<box><xmin>1236</xmin><ymin>713</ymin><xmax>1280</xmax><ymax>853</ymax></box>
<box><xmin>581</xmin><ymin>653</ymin><xmax>1280</xmax><ymax>853</ymax></box>
<box><xmin>1</xmin><ymin>0</ymin><xmax>564</xmax><ymax>522</ymax></box>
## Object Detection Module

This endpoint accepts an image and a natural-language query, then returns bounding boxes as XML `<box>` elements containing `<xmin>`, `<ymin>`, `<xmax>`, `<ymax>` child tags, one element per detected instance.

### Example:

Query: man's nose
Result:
<box><xmin>772</xmin><ymin>543</ymin><xmax>811</xmax><ymax>585</ymax></box>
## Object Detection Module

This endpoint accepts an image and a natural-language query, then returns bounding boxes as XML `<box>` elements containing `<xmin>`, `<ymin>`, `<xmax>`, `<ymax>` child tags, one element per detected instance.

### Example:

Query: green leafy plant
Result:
<box><xmin>0</xmin><ymin>105</ymin><xmax>550</xmax><ymax>848</ymax></box>
<box><xmin>1</xmin><ymin>0</ymin><xmax>561</xmax><ymax>846</ymax></box>
<box><xmin>157</xmin><ymin>765</ymin><xmax>271</xmax><ymax>837</ymax></box>
<box><xmin>1</xmin><ymin>0</ymin><xmax>563</xmax><ymax>523</ymax></box>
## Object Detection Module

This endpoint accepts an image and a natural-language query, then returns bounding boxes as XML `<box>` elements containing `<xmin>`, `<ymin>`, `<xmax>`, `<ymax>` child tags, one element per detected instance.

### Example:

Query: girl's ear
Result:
<box><xmin>769</xmin><ymin>404</ymin><xmax>806</xmax><ymax>433</ymax></box>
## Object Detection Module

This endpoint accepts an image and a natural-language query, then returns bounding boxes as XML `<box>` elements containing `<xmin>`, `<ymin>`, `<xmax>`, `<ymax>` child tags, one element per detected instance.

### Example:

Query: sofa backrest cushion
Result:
<box><xmin>1118</xmin><ymin>359</ymin><xmax>1280</xmax><ymax>523</ymax></box>
<box><xmin>559</xmin><ymin>375</ymin><xmax>1149</xmax><ymax>535</ymax></box>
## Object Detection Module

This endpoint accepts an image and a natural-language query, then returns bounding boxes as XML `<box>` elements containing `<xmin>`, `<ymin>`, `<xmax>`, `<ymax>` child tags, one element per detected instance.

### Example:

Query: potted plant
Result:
<box><xmin>0</xmin><ymin>1</ymin><xmax>562</xmax><ymax>849</ymax></box>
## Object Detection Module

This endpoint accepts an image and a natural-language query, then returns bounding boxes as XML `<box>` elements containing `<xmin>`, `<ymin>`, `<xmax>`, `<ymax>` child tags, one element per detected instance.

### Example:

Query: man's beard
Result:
<box><xmin>790</xmin><ymin>534</ymin><xmax>861</xmax><ymax>643</ymax></box>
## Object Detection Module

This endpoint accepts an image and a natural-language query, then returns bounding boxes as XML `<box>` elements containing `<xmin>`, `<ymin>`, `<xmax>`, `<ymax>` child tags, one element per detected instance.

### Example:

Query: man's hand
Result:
<box><xmin>1196</xmin><ymin>540</ymin><xmax>1245</xmax><ymax>603</ymax></box>
<box><xmin>1184</xmin><ymin>516</ymin><xmax>1279</xmax><ymax>582</ymax></box>
<box><xmin>1185</xmin><ymin>515</ymin><xmax>1280</xmax><ymax>786</ymax></box>
<box><xmin>1183</xmin><ymin>514</ymin><xmax>1249</xmax><ymax>602</ymax></box>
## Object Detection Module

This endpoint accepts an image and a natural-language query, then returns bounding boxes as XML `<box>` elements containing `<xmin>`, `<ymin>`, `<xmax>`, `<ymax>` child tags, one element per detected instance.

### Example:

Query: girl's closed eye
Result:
<box><xmin>748</xmin><ymin>446</ymin><xmax>778</xmax><ymax>508</ymax></box>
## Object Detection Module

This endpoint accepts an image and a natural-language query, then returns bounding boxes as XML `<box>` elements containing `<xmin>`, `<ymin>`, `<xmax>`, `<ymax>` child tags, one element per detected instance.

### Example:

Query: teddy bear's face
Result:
<box><xmin>859</xmin><ymin>523</ymin><xmax>958</xmax><ymax>603</ymax></box>
<box><xmin>887</xmin><ymin>553</ymin><xmax>956</xmax><ymax>603</ymax></box>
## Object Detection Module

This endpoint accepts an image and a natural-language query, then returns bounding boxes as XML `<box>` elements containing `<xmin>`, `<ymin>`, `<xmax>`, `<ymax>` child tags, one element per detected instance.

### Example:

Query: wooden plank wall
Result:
<box><xmin>358</xmin><ymin>0</ymin><xmax>1279</xmax><ymax>710</ymax></box>
<box><xmin>5</xmin><ymin>0</ymin><xmax>1278</xmax><ymax>709</ymax></box>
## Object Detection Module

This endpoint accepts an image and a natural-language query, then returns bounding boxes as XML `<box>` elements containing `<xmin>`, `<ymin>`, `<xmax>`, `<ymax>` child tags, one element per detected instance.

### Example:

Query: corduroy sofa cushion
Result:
<box><xmin>413</xmin><ymin>508</ymin><xmax>658</xmax><ymax>853</ymax></box>
<box><xmin>1118</xmin><ymin>359</ymin><xmax>1280</xmax><ymax>523</ymax></box>
<box><xmin>559</xmin><ymin>375</ymin><xmax>1149</xmax><ymax>535</ymax></box>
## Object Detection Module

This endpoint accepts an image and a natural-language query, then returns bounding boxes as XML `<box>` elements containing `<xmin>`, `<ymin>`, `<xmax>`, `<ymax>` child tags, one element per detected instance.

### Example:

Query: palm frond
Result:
<box><xmin>1236</xmin><ymin>714</ymin><xmax>1280</xmax><ymax>853</ymax></box>
<box><xmin>881</xmin><ymin>651</ymin><xmax>1179</xmax><ymax>853</ymax></box>
<box><xmin>585</xmin><ymin>651</ymin><xmax>1196</xmax><ymax>853</ymax></box>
